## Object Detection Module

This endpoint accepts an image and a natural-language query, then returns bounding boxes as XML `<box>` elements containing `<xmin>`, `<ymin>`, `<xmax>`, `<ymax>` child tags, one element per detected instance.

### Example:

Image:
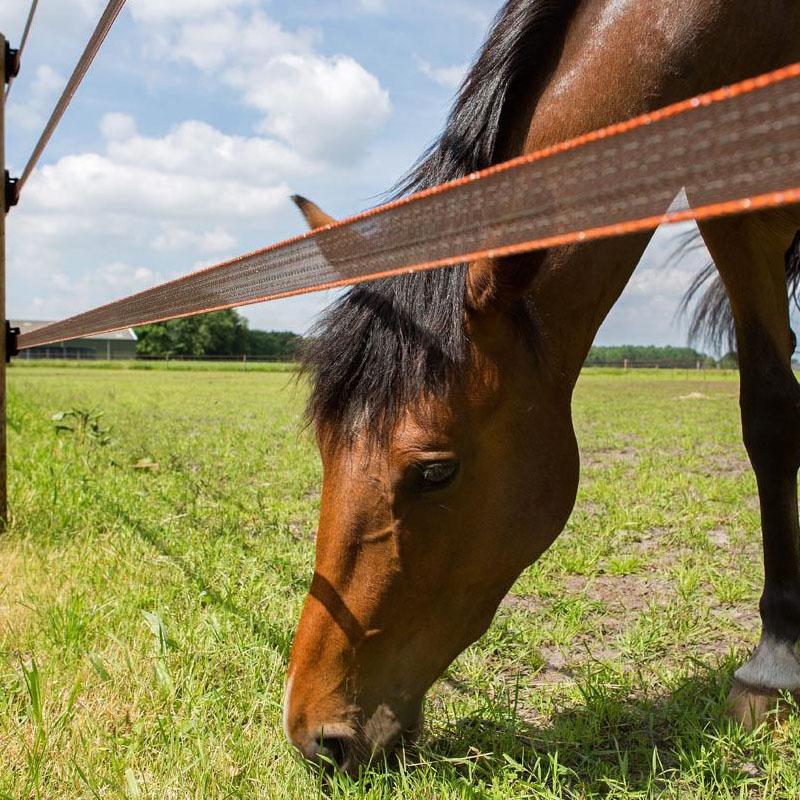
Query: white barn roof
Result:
<box><xmin>11</xmin><ymin>320</ymin><xmax>137</xmax><ymax>342</ymax></box>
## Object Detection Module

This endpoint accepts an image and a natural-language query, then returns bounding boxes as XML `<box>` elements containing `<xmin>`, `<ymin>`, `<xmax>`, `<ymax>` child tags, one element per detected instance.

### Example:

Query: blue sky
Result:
<box><xmin>2</xmin><ymin>0</ymin><xmax>713</xmax><ymax>346</ymax></box>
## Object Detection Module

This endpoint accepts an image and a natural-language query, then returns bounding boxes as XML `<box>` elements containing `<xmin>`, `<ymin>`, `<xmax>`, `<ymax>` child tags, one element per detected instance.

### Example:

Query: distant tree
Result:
<box><xmin>718</xmin><ymin>351</ymin><xmax>739</xmax><ymax>368</ymax></box>
<box><xmin>246</xmin><ymin>330</ymin><xmax>304</xmax><ymax>359</ymax></box>
<box><xmin>134</xmin><ymin>321</ymin><xmax>173</xmax><ymax>355</ymax></box>
<box><xmin>136</xmin><ymin>309</ymin><xmax>248</xmax><ymax>356</ymax></box>
<box><xmin>136</xmin><ymin>310</ymin><xmax>304</xmax><ymax>359</ymax></box>
<box><xmin>585</xmin><ymin>345</ymin><xmax>711</xmax><ymax>367</ymax></box>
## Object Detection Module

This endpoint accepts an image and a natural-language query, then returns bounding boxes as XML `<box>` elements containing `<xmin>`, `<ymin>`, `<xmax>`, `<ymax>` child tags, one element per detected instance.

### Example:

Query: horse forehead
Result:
<box><xmin>317</xmin><ymin>441</ymin><xmax>394</xmax><ymax>515</ymax></box>
<box><xmin>322</xmin><ymin>400</ymin><xmax>467</xmax><ymax>459</ymax></box>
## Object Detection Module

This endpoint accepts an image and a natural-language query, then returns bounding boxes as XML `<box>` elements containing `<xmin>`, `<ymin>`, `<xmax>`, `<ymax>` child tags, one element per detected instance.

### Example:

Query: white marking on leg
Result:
<box><xmin>283</xmin><ymin>673</ymin><xmax>295</xmax><ymax>744</ymax></box>
<box><xmin>735</xmin><ymin>635</ymin><xmax>800</xmax><ymax>691</ymax></box>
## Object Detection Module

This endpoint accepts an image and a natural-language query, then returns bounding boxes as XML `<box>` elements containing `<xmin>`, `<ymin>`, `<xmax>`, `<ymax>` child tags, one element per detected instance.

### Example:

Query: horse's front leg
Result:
<box><xmin>697</xmin><ymin>211</ymin><xmax>800</xmax><ymax>728</ymax></box>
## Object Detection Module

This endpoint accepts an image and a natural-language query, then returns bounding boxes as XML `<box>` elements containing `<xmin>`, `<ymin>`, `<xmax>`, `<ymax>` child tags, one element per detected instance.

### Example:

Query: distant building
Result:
<box><xmin>12</xmin><ymin>320</ymin><xmax>138</xmax><ymax>360</ymax></box>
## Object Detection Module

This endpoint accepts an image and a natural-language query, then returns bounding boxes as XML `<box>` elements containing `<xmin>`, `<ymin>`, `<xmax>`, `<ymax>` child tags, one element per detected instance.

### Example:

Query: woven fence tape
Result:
<box><xmin>18</xmin><ymin>64</ymin><xmax>800</xmax><ymax>350</ymax></box>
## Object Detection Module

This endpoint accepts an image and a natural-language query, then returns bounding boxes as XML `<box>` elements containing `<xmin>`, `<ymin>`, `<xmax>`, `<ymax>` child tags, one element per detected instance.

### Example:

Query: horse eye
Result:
<box><xmin>418</xmin><ymin>461</ymin><xmax>459</xmax><ymax>490</ymax></box>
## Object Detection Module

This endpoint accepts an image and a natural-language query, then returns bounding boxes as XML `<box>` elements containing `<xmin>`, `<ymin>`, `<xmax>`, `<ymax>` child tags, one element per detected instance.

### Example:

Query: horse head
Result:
<box><xmin>283</xmin><ymin>196</ymin><xmax>579</xmax><ymax>772</ymax></box>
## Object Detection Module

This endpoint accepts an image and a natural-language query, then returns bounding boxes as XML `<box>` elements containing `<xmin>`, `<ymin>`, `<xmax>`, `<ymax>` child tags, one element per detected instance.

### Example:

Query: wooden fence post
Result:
<box><xmin>1</xmin><ymin>33</ymin><xmax>8</xmax><ymax>525</ymax></box>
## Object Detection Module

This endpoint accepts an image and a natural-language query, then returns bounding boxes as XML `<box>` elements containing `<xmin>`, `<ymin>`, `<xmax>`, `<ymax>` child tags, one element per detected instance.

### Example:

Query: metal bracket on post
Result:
<box><xmin>3</xmin><ymin>42</ymin><xmax>19</xmax><ymax>216</ymax></box>
<box><xmin>4</xmin><ymin>172</ymin><xmax>17</xmax><ymax>213</ymax></box>
<box><xmin>5</xmin><ymin>322</ymin><xmax>17</xmax><ymax>363</ymax></box>
<box><xmin>4</xmin><ymin>41</ymin><xmax>19</xmax><ymax>84</ymax></box>
<box><xmin>1</xmin><ymin>34</ymin><xmax>10</xmax><ymax>525</ymax></box>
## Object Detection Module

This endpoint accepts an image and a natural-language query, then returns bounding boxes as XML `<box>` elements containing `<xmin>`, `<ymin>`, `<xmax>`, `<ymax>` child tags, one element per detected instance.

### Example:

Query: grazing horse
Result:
<box><xmin>284</xmin><ymin>0</ymin><xmax>800</xmax><ymax>773</ymax></box>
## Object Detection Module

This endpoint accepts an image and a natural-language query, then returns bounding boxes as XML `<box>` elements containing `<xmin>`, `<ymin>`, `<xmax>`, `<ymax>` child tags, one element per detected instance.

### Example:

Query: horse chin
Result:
<box><xmin>353</xmin><ymin>702</ymin><xmax>424</xmax><ymax>771</ymax></box>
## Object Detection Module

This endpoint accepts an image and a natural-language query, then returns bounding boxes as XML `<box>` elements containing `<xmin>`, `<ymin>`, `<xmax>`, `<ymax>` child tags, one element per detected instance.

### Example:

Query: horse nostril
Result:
<box><xmin>312</xmin><ymin>732</ymin><xmax>353</xmax><ymax>773</ymax></box>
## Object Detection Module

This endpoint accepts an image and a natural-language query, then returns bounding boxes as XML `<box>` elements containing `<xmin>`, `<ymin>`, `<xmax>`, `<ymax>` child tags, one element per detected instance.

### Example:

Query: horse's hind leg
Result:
<box><xmin>697</xmin><ymin>209</ymin><xmax>800</xmax><ymax>728</ymax></box>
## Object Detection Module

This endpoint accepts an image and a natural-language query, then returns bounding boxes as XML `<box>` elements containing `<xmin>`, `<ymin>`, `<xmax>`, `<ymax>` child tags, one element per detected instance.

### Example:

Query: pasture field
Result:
<box><xmin>1</xmin><ymin>365</ymin><xmax>799</xmax><ymax>799</ymax></box>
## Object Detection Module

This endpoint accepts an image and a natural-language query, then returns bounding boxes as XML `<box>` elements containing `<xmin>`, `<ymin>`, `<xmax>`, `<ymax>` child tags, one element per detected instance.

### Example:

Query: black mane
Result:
<box><xmin>302</xmin><ymin>0</ymin><xmax>577</xmax><ymax>442</ymax></box>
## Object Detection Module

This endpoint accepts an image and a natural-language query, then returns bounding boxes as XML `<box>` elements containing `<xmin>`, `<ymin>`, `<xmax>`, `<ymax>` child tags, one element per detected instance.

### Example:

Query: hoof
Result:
<box><xmin>725</xmin><ymin>678</ymin><xmax>797</xmax><ymax>731</ymax></box>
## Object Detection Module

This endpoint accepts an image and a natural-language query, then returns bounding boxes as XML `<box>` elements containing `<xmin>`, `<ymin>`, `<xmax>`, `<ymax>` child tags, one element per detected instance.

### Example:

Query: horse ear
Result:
<box><xmin>291</xmin><ymin>194</ymin><xmax>337</xmax><ymax>231</ymax></box>
<box><xmin>465</xmin><ymin>254</ymin><xmax>539</xmax><ymax>313</ymax></box>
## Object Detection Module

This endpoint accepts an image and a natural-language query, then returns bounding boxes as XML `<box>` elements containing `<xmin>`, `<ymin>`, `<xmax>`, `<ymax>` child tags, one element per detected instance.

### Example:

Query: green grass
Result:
<box><xmin>1</xmin><ymin>366</ymin><xmax>797</xmax><ymax>798</ymax></box>
<box><xmin>10</xmin><ymin>359</ymin><xmax>299</xmax><ymax>372</ymax></box>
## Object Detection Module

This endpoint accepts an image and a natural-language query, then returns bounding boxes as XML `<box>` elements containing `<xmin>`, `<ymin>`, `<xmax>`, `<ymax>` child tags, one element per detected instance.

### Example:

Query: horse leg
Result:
<box><xmin>697</xmin><ymin>210</ymin><xmax>800</xmax><ymax>728</ymax></box>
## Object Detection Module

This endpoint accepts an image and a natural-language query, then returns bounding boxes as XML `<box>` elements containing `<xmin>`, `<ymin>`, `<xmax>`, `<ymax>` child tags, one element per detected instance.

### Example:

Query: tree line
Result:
<box><xmin>135</xmin><ymin>310</ymin><xmax>303</xmax><ymax>360</ymax></box>
<box><xmin>585</xmin><ymin>345</ymin><xmax>737</xmax><ymax>367</ymax></box>
<box><xmin>136</xmin><ymin>311</ymin><xmax>740</xmax><ymax>366</ymax></box>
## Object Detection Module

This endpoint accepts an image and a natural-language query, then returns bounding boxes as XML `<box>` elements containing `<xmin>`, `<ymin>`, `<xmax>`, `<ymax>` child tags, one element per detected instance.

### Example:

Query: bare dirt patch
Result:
<box><xmin>581</xmin><ymin>446</ymin><xmax>639</xmax><ymax>470</ymax></box>
<box><xmin>530</xmin><ymin>646</ymin><xmax>576</xmax><ymax>686</ymax></box>
<box><xmin>564</xmin><ymin>574</ymin><xmax>672</xmax><ymax>612</ymax></box>
<box><xmin>705</xmin><ymin>452</ymin><xmax>751</xmax><ymax>477</ymax></box>
<box><xmin>706</xmin><ymin>528</ymin><xmax>730</xmax><ymax>548</ymax></box>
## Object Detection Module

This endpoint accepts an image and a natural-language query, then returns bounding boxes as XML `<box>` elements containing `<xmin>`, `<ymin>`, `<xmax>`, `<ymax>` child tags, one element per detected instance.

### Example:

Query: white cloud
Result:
<box><xmin>128</xmin><ymin>0</ymin><xmax>254</xmax><ymax>23</ymax></box>
<box><xmin>96</xmin><ymin>262</ymin><xmax>164</xmax><ymax>290</ymax></box>
<box><xmin>100</xmin><ymin>112</ymin><xmax>138</xmax><ymax>141</ymax></box>
<box><xmin>244</xmin><ymin>290</ymin><xmax>339</xmax><ymax>335</ymax></box>
<box><xmin>0</xmin><ymin>0</ymin><xmax>36</xmax><ymax>29</ymax></box>
<box><xmin>26</xmin><ymin>152</ymin><xmax>288</xmax><ymax>220</ymax></box>
<box><xmin>597</xmin><ymin>221</ymin><xmax>713</xmax><ymax>348</ymax></box>
<box><xmin>0</xmin><ymin>0</ymin><xmax>103</xmax><ymax>32</ymax></box>
<box><xmin>231</xmin><ymin>54</ymin><xmax>391</xmax><ymax>163</ymax></box>
<box><xmin>418</xmin><ymin>59</ymin><xmax>467</xmax><ymax>89</ymax></box>
<box><xmin>149</xmin><ymin>10</ymin><xmax>319</xmax><ymax>72</ymax></box>
<box><xmin>5</xmin><ymin>210</ymin><xmax>170</xmax><ymax>320</ymax></box>
<box><xmin>5</xmin><ymin>0</ymin><xmax>393</xmax><ymax>329</ymax></box>
<box><xmin>103</xmin><ymin>117</ymin><xmax>318</xmax><ymax>182</ymax></box>
<box><xmin>15</xmin><ymin>112</ymin><xmax>324</xmax><ymax>227</ymax></box>
<box><xmin>135</xmin><ymin>9</ymin><xmax>390</xmax><ymax>165</ymax></box>
<box><xmin>31</xmin><ymin>63</ymin><xmax>64</xmax><ymax>95</ymax></box>
<box><xmin>356</xmin><ymin>0</ymin><xmax>386</xmax><ymax>12</ymax></box>
<box><xmin>151</xmin><ymin>226</ymin><xmax>238</xmax><ymax>253</ymax></box>
<box><xmin>21</xmin><ymin>262</ymin><xmax>168</xmax><ymax>322</ymax></box>
<box><xmin>6</xmin><ymin>112</ymin><xmax>301</xmax><ymax>320</ymax></box>
<box><xmin>7</xmin><ymin>64</ymin><xmax>65</xmax><ymax>130</ymax></box>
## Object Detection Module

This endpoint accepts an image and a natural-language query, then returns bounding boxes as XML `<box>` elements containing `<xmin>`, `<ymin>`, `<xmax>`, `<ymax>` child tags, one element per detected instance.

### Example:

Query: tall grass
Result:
<box><xmin>1</xmin><ymin>367</ymin><xmax>795</xmax><ymax>798</ymax></box>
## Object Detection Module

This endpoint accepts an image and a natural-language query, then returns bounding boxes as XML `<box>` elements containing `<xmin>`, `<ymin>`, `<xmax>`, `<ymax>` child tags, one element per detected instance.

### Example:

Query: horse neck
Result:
<box><xmin>506</xmin><ymin>0</ymin><xmax>800</xmax><ymax>385</ymax></box>
<box><xmin>527</xmin><ymin>236</ymin><xmax>653</xmax><ymax>386</ymax></box>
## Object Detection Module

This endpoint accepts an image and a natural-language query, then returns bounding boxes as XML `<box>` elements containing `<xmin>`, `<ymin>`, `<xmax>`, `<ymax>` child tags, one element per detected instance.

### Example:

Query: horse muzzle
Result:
<box><xmin>285</xmin><ymin>693</ymin><xmax>423</xmax><ymax>775</ymax></box>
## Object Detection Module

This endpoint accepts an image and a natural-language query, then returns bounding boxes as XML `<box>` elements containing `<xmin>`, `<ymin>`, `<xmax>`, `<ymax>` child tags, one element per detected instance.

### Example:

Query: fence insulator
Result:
<box><xmin>5</xmin><ymin>323</ymin><xmax>18</xmax><ymax>363</ymax></box>
<box><xmin>4</xmin><ymin>171</ymin><xmax>18</xmax><ymax>212</ymax></box>
<box><xmin>3</xmin><ymin>42</ymin><xmax>19</xmax><ymax>84</ymax></box>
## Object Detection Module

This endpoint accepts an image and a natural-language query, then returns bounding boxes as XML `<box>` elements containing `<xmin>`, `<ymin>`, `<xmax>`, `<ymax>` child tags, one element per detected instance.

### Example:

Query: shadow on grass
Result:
<box><xmin>407</xmin><ymin>661</ymin><xmax>768</xmax><ymax>796</ymax></box>
<box><xmin>112</xmin><ymin>503</ymin><xmax>294</xmax><ymax>664</ymax></box>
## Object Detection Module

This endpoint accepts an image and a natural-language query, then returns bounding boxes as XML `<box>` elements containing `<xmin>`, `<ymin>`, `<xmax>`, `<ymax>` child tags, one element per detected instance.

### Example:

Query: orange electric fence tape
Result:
<box><xmin>16</xmin><ymin>62</ymin><xmax>800</xmax><ymax>351</ymax></box>
<box><xmin>15</xmin><ymin>0</ymin><xmax>127</xmax><ymax>195</ymax></box>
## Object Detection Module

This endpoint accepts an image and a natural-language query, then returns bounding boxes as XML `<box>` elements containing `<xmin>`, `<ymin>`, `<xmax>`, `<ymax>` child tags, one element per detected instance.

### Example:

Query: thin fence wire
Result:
<box><xmin>16</xmin><ymin>62</ymin><xmax>800</xmax><ymax>350</ymax></box>
<box><xmin>16</xmin><ymin>0</ymin><xmax>127</xmax><ymax>193</ymax></box>
<box><xmin>4</xmin><ymin>0</ymin><xmax>40</xmax><ymax>100</ymax></box>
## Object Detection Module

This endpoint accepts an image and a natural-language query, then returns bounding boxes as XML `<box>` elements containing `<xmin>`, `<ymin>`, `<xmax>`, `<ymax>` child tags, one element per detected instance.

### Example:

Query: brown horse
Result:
<box><xmin>284</xmin><ymin>0</ymin><xmax>800</xmax><ymax>773</ymax></box>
